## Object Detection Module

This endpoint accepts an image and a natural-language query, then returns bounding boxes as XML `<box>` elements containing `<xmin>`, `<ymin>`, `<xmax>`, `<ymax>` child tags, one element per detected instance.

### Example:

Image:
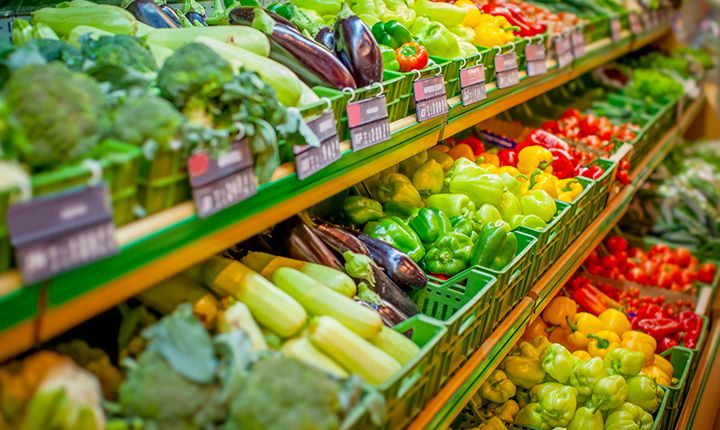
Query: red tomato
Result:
<box><xmin>652</xmin><ymin>271</ymin><xmax>674</xmax><ymax>289</ymax></box>
<box><xmin>614</xmin><ymin>250</ymin><xmax>628</xmax><ymax>261</ymax></box>
<box><xmin>628</xmin><ymin>247</ymin><xmax>647</xmax><ymax>261</ymax></box>
<box><xmin>620</xmin><ymin>258</ymin><xmax>638</xmax><ymax>272</ymax></box>
<box><xmin>698</xmin><ymin>262</ymin><xmax>717</xmax><ymax>284</ymax></box>
<box><xmin>542</xmin><ymin>121</ymin><xmax>559</xmax><ymax>133</ymax></box>
<box><xmin>648</xmin><ymin>243</ymin><xmax>671</xmax><ymax>259</ymax></box>
<box><xmin>600</xmin><ymin>255</ymin><xmax>618</xmax><ymax>269</ymax></box>
<box><xmin>639</xmin><ymin>260</ymin><xmax>657</xmax><ymax>275</ymax></box>
<box><xmin>579</xmin><ymin>114</ymin><xmax>599</xmax><ymax>135</ymax></box>
<box><xmin>661</xmin><ymin>252</ymin><xmax>678</xmax><ymax>265</ymax></box>
<box><xmin>626</xmin><ymin>267</ymin><xmax>647</xmax><ymax>284</ymax></box>
<box><xmin>597</xmin><ymin>116</ymin><xmax>612</xmax><ymax>130</ymax></box>
<box><xmin>587</xmin><ymin>263</ymin><xmax>603</xmax><ymax>275</ymax></box>
<box><xmin>597</xmin><ymin>126</ymin><xmax>613</xmax><ymax>141</ymax></box>
<box><xmin>606</xmin><ymin>236</ymin><xmax>628</xmax><ymax>253</ymax></box>
<box><xmin>563</xmin><ymin>108</ymin><xmax>582</xmax><ymax>120</ymax></box>
<box><xmin>616</xmin><ymin>170</ymin><xmax>630</xmax><ymax>185</ymax></box>
<box><xmin>672</xmin><ymin>247</ymin><xmax>692</xmax><ymax>268</ymax></box>
<box><xmin>605</xmin><ymin>267</ymin><xmax>622</xmax><ymax>279</ymax></box>
<box><xmin>581</xmin><ymin>135</ymin><xmax>602</xmax><ymax>149</ymax></box>
<box><xmin>620</xmin><ymin>159</ymin><xmax>630</xmax><ymax>170</ymax></box>
<box><xmin>688</xmin><ymin>256</ymin><xmax>699</xmax><ymax>269</ymax></box>
<box><xmin>675</xmin><ymin>269</ymin><xmax>697</xmax><ymax>285</ymax></box>
<box><xmin>585</xmin><ymin>250</ymin><xmax>598</xmax><ymax>266</ymax></box>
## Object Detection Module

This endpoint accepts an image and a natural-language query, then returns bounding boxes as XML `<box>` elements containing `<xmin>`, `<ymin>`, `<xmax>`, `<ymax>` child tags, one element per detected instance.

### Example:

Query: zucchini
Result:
<box><xmin>31</xmin><ymin>3</ymin><xmax>138</xmax><ymax>37</ymax></box>
<box><xmin>281</xmin><ymin>337</ymin><xmax>349</xmax><ymax>378</ymax></box>
<box><xmin>145</xmin><ymin>26</ymin><xmax>270</xmax><ymax>56</ymax></box>
<box><xmin>370</xmin><ymin>326</ymin><xmax>420</xmax><ymax>366</ymax></box>
<box><xmin>218</xmin><ymin>302</ymin><xmax>269</xmax><ymax>351</ymax></box>
<box><xmin>310</xmin><ymin>316</ymin><xmax>401</xmax><ymax>385</ymax></box>
<box><xmin>135</xmin><ymin>275</ymin><xmax>212</xmax><ymax>315</ymax></box>
<box><xmin>202</xmin><ymin>257</ymin><xmax>307</xmax><ymax>338</ymax></box>
<box><xmin>273</xmin><ymin>267</ymin><xmax>382</xmax><ymax>339</ymax></box>
<box><xmin>242</xmin><ymin>252</ymin><xmax>357</xmax><ymax>298</ymax></box>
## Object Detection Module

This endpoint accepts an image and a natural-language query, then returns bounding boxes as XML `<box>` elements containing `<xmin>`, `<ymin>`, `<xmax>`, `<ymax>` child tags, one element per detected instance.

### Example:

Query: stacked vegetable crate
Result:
<box><xmin>658</xmin><ymin>347</ymin><xmax>694</xmax><ymax>429</ymax></box>
<box><xmin>136</xmin><ymin>145</ymin><xmax>191</xmax><ymax>216</ymax></box>
<box><xmin>519</xmin><ymin>200</ymin><xmax>571</xmax><ymax>284</ymax></box>
<box><xmin>587</xmin><ymin>158</ymin><xmax>618</xmax><ymax>219</ymax></box>
<box><xmin>564</xmin><ymin>177</ymin><xmax>595</xmax><ymax>242</ymax></box>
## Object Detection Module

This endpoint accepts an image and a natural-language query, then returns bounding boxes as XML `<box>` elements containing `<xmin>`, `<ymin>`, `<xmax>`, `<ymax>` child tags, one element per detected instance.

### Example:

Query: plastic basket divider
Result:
<box><xmin>658</xmin><ymin>346</ymin><xmax>694</xmax><ymax>429</ymax></box>
<box><xmin>516</xmin><ymin>200</ymin><xmax>571</xmax><ymax>280</ymax></box>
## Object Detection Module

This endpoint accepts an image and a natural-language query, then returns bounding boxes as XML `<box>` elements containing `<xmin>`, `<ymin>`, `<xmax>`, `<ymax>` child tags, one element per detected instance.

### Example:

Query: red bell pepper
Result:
<box><xmin>549</xmin><ymin>148</ymin><xmax>576</xmax><ymax>179</ymax></box>
<box><xmin>580</xmin><ymin>164</ymin><xmax>605</xmax><ymax>179</ymax></box>
<box><xmin>637</xmin><ymin>303</ymin><xmax>665</xmax><ymax>320</ymax></box>
<box><xmin>638</xmin><ymin>318</ymin><xmax>680</xmax><ymax>341</ymax></box>
<box><xmin>482</xmin><ymin>3</ymin><xmax>545</xmax><ymax>37</ymax></box>
<box><xmin>457</xmin><ymin>136</ymin><xmax>485</xmax><ymax>155</ymax></box>
<box><xmin>658</xmin><ymin>337</ymin><xmax>679</xmax><ymax>352</ymax></box>
<box><xmin>630</xmin><ymin>316</ymin><xmax>641</xmax><ymax>331</ymax></box>
<box><xmin>678</xmin><ymin>311</ymin><xmax>703</xmax><ymax>341</ymax></box>
<box><xmin>679</xmin><ymin>333</ymin><xmax>698</xmax><ymax>349</ymax></box>
<box><xmin>572</xmin><ymin>285</ymin><xmax>608</xmax><ymax>316</ymax></box>
<box><xmin>498</xmin><ymin>148</ymin><xmax>518</xmax><ymax>166</ymax></box>
<box><xmin>524</xmin><ymin>129</ymin><xmax>572</xmax><ymax>152</ymax></box>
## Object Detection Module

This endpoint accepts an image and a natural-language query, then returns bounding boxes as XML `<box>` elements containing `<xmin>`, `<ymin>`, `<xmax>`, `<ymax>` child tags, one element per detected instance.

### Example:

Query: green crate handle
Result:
<box><xmin>458</xmin><ymin>309</ymin><xmax>479</xmax><ymax>335</ymax></box>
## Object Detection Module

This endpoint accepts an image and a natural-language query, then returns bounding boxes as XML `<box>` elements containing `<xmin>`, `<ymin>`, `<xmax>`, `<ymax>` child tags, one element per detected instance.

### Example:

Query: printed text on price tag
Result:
<box><xmin>293</xmin><ymin>111</ymin><xmax>341</xmax><ymax>180</ymax></box>
<box><xmin>525</xmin><ymin>44</ymin><xmax>547</xmax><ymax>77</ymax></box>
<box><xmin>459</xmin><ymin>64</ymin><xmax>487</xmax><ymax>106</ymax></box>
<box><xmin>347</xmin><ymin>96</ymin><xmax>391</xmax><ymax>151</ymax></box>
<box><xmin>495</xmin><ymin>52</ymin><xmax>519</xmax><ymax>89</ymax></box>
<box><xmin>413</xmin><ymin>75</ymin><xmax>448</xmax><ymax>122</ymax></box>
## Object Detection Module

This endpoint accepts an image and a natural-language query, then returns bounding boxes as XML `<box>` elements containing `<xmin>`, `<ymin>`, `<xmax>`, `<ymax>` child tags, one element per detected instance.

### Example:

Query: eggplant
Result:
<box><xmin>280</xmin><ymin>216</ymin><xmax>344</xmax><ymax>270</ymax></box>
<box><xmin>186</xmin><ymin>11</ymin><xmax>207</xmax><ymax>26</ymax></box>
<box><xmin>333</xmin><ymin>3</ymin><xmax>382</xmax><ymax>87</ymax></box>
<box><xmin>314</xmin><ymin>223</ymin><xmax>368</xmax><ymax>255</ymax></box>
<box><xmin>354</xmin><ymin>232</ymin><xmax>427</xmax><ymax>291</ymax></box>
<box><xmin>124</xmin><ymin>0</ymin><xmax>179</xmax><ymax>28</ymax></box>
<box><xmin>227</xmin><ymin>6</ymin><xmax>300</xmax><ymax>33</ymax></box>
<box><xmin>159</xmin><ymin>4</ymin><xmax>182</xmax><ymax>26</ymax></box>
<box><xmin>229</xmin><ymin>8</ymin><xmax>357</xmax><ymax>90</ymax></box>
<box><xmin>315</xmin><ymin>27</ymin><xmax>335</xmax><ymax>51</ymax></box>
<box><xmin>356</xmin><ymin>298</ymin><xmax>410</xmax><ymax>331</ymax></box>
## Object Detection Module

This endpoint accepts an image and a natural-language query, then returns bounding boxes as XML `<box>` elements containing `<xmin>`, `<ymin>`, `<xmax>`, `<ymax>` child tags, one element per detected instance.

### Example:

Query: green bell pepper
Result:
<box><xmin>536</xmin><ymin>384</ymin><xmax>578</xmax><ymax>428</ymax></box>
<box><xmin>500</xmin><ymin>172</ymin><xmax>524</xmax><ymax>200</ymax></box>
<box><xmin>568</xmin><ymin>357</ymin><xmax>609</xmax><ymax>404</ymax></box>
<box><xmin>379</xmin><ymin>44</ymin><xmax>400</xmax><ymax>71</ymax></box>
<box><xmin>512</xmin><ymin>214</ymin><xmax>547</xmax><ymax>231</ymax></box>
<box><xmin>567</xmin><ymin>405</ymin><xmax>604</xmax><ymax>430</ymax></box>
<box><xmin>375</xmin><ymin>173</ymin><xmax>423</xmax><ymax>208</ymax></box>
<box><xmin>501</xmin><ymin>356</ymin><xmax>546</xmax><ymax>390</ymax></box>
<box><xmin>539</xmin><ymin>343</ymin><xmax>574</xmax><ymax>384</ymax></box>
<box><xmin>448</xmin><ymin>174</ymin><xmax>505</xmax><ymax>208</ymax></box>
<box><xmin>605</xmin><ymin>402</ymin><xmax>653</xmax><ymax>430</ymax></box>
<box><xmin>410</xmin><ymin>16</ymin><xmax>461</xmax><ymax>59</ymax></box>
<box><xmin>423</xmin><ymin>232</ymin><xmax>472</xmax><ymax>275</ymax></box>
<box><xmin>479</xmin><ymin>370</ymin><xmax>516</xmax><ymax>404</ymax></box>
<box><xmin>450</xmin><ymin>25</ymin><xmax>475</xmax><ymax>43</ymax></box>
<box><xmin>372</xmin><ymin>20</ymin><xmax>413</xmax><ymax>49</ymax></box>
<box><xmin>383</xmin><ymin>200</ymin><xmax>419</xmax><ymax>218</ymax></box>
<box><xmin>457</xmin><ymin>39</ymin><xmax>478</xmax><ymax>57</ymax></box>
<box><xmin>268</xmin><ymin>3</ymin><xmax>326</xmax><ymax>37</ymax></box>
<box><xmin>413</xmin><ymin>159</ymin><xmax>444</xmax><ymax>197</ymax></box>
<box><xmin>475</xmin><ymin>203</ymin><xmax>503</xmax><ymax>228</ymax></box>
<box><xmin>588</xmin><ymin>375</ymin><xmax>628</xmax><ymax>411</ymax></box>
<box><xmin>376</xmin><ymin>0</ymin><xmax>416</xmax><ymax>28</ymax></box>
<box><xmin>470</xmin><ymin>221</ymin><xmax>517</xmax><ymax>270</ymax></box>
<box><xmin>516</xmin><ymin>389</ymin><xmax>530</xmax><ymax>409</ymax></box>
<box><xmin>408</xmin><ymin>207</ymin><xmax>451</xmax><ymax>244</ymax></box>
<box><xmin>399</xmin><ymin>150</ymin><xmax>428</xmax><ymax>177</ymax></box>
<box><xmin>498</xmin><ymin>191</ymin><xmax>522</xmax><ymax>224</ymax></box>
<box><xmin>450</xmin><ymin>216</ymin><xmax>474</xmax><ymax>238</ymax></box>
<box><xmin>515</xmin><ymin>403</ymin><xmax>547</xmax><ymax>429</ymax></box>
<box><xmin>626</xmin><ymin>375</ymin><xmax>664</xmax><ymax>413</ymax></box>
<box><xmin>426</xmin><ymin>194</ymin><xmax>475</xmax><ymax>219</ymax></box>
<box><xmin>363</xmin><ymin>217</ymin><xmax>425</xmax><ymax>262</ymax></box>
<box><xmin>293</xmin><ymin>0</ymin><xmax>342</xmax><ymax>16</ymax></box>
<box><xmin>411</xmin><ymin>0</ymin><xmax>466</xmax><ymax>27</ymax></box>
<box><xmin>604</xmin><ymin>348</ymin><xmax>647</xmax><ymax>378</ymax></box>
<box><xmin>343</xmin><ymin>196</ymin><xmax>384</xmax><ymax>225</ymax></box>
<box><xmin>520</xmin><ymin>190</ymin><xmax>557</xmax><ymax>223</ymax></box>
<box><xmin>446</xmin><ymin>157</ymin><xmax>489</xmax><ymax>181</ymax></box>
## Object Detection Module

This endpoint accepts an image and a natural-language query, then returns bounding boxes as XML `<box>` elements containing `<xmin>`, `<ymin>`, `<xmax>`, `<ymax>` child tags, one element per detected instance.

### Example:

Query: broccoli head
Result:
<box><xmin>156</xmin><ymin>43</ymin><xmax>234</xmax><ymax>127</ymax></box>
<box><xmin>5</xmin><ymin>39</ymin><xmax>83</xmax><ymax>72</ymax></box>
<box><xmin>83</xmin><ymin>35</ymin><xmax>156</xmax><ymax>74</ymax></box>
<box><xmin>227</xmin><ymin>356</ymin><xmax>342</xmax><ymax>430</ymax></box>
<box><xmin>113</xmin><ymin>95</ymin><xmax>183</xmax><ymax>151</ymax></box>
<box><xmin>3</xmin><ymin>63</ymin><xmax>107</xmax><ymax>170</ymax></box>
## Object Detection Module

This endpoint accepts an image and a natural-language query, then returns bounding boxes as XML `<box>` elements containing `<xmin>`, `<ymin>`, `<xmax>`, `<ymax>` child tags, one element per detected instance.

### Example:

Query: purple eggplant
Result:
<box><xmin>354</xmin><ymin>232</ymin><xmax>427</xmax><ymax>291</ymax></box>
<box><xmin>333</xmin><ymin>3</ymin><xmax>382</xmax><ymax>87</ymax></box>
<box><xmin>186</xmin><ymin>11</ymin><xmax>207</xmax><ymax>25</ymax></box>
<box><xmin>280</xmin><ymin>217</ymin><xmax>344</xmax><ymax>270</ymax></box>
<box><xmin>160</xmin><ymin>4</ymin><xmax>182</xmax><ymax>26</ymax></box>
<box><xmin>315</xmin><ymin>27</ymin><xmax>335</xmax><ymax>51</ymax></box>
<box><xmin>356</xmin><ymin>299</ymin><xmax>410</xmax><ymax>331</ymax></box>
<box><xmin>227</xmin><ymin>6</ymin><xmax>300</xmax><ymax>33</ymax></box>
<box><xmin>230</xmin><ymin>8</ymin><xmax>357</xmax><ymax>90</ymax></box>
<box><xmin>124</xmin><ymin>0</ymin><xmax>179</xmax><ymax>28</ymax></box>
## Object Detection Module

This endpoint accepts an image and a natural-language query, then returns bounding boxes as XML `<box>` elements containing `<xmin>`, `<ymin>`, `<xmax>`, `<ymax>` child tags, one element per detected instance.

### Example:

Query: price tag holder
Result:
<box><xmin>293</xmin><ymin>110</ymin><xmax>341</xmax><ymax>181</ymax></box>
<box><xmin>525</xmin><ymin>43</ymin><xmax>547</xmax><ymax>77</ymax></box>
<box><xmin>555</xmin><ymin>35</ymin><xmax>573</xmax><ymax>69</ymax></box>
<box><xmin>571</xmin><ymin>30</ymin><xmax>586</xmax><ymax>59</ymax></box>
<box><xmin>7</xmin><ymin>184</ymin><xmax>117</xmax><ymax>284</ymax></box>
<box><xmin>347</xmin><ymin>95</ymin><xmax>391</xmax><ymax>152</ymax></box>
<box><xmin>413</xmin><ymin>74</ymin><xmax>448</xmax><ymax>122</ymax></box>
<box><xmin>188</xmin><ymin>140</ymin><xmax>257</xmax><ymax>219</ymax></box>
<box><xmin>629</xmin><ymin>14</ymin><xmax>643</xmax><ymax>34</ymax></box>
<box><xmin>610</xmin><ymin>18</ymin><xmax>622</xmax><ymax>43</ymax></box>
<box><xmin>494</xmin><ymin>52</ymin><xmax>519</xmax><ymax>89</ymax></box>
<box><xmin>642</xmin><ymin>12</ymin><xmax>652</xmax><ymax>30</ymax></box>
<box><xmin>459</xmin><ymin>64</ymin><xmax>487</xmax><ymax>106</ymax></box>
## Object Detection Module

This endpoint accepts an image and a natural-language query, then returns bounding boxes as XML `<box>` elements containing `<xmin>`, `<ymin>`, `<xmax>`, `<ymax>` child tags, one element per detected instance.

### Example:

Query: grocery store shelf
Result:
<box><xmin>405</xmin><ymin>93</ymin><xmax>705</xmax><ymax>430</ymax></box>
<box><xmin>0</xmin><ymin>24</ymin><xmax>673</xmax><ymax>363</ymax></box>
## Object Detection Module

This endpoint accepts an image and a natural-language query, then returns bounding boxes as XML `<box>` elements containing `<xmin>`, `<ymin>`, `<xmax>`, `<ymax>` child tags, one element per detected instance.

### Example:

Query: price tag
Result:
<box><xmin>347</xmin><ymin>96</ymin><xmax>391</xmax><ymax>152</ymax></box>
<box><xmin>642</xmin><ymin>12</ymin><xmax>651</xmax><ymax>30</ymax></box>
<box><xmin>293</xmin><ymin>111</ymin><xmax>341</xmax><ymax>181</ymax></box>
<box><xmin>459</xmin><ymin>64</ymin><xmax>487</xmax><ymax>106</ymax></box>
<box><xmin>188</xmin><ymin>140</ymin><xmax>257</xmax><ymax>218</ymax></box>
<box><xmin>652</xmin><ymin>10</ymin><xmax>659</xmax><ymax>27</ymax></box>
<box><xmin>610</xmin><ymin>18</ymin><xmax>622</xmax><ymax>43</ymax></box>
<box><xmin>525</xmin><ymin>44</ymin><xmax>547</xmax><ymax>77</ymax></box>
<box><xmin>555</xmin><ymin>35</ymin><xmax>573</xmax><ymax>69</ymax></box>
<box><xmin>7</xmin><ymin>185</ymin><xmax>117</xmax><ymax>284</ymax></box>
<box><xmin>629</xmin><ymin>14</ymin><xmax>643</xmax><ymax>34</ymax></box>
<box><xmin>571</xmin><ymin>30</ymin><xmax>586</xmax><ymax>59</ymax></box>
<box><xmin>494</xmin><ymin>52</ymin><xmax>519</xmax><ymax>89</ymax></box>
<box><xmin>413</xmin><ymin>75</ymin><xmax>448</xmax><ymax>122</ymax></box>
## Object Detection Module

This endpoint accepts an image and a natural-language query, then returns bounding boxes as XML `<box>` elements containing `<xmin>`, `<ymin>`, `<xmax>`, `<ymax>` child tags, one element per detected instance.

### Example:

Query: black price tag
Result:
<box><xmin>293</xmin><ymin>111</ymin><xmax>341</xmax><ymax>181</ymax></box>
<box><xmin>188</xmin><ymin>140</ymin><xmax>257</xmax><ymax>219</ymax></box>
<box><xmin>555</xmin><ymin>35</ymin><xmax>573</xmax><ymax>69</ymax></box>
<box><xmin>611</xmin><ymin>18</ymin><xmax>622</xmax><ymax>42</ymax></box>
<box><xmin>571</xmin><ymin>30</ymin><xmax>586</xmax><ymax>59</ymax></box>
<box><xmin>413</xmin><ymin>75</ymin><xmax>448</xmax><ymax>122</ymax></box>
<box><xmin>629</xmin><ymin>14</ymin><xmax>643</xmax><ymax>34</ymax></box>
<box><xmin>494</xmin><ymin>52</ymin><xmax>519</xmax><ymax>89</ymax></box>
<box><xmin>347</xmin><ymin>96</ymin><xmax>391</xmax><ymax>152</ymax></box>
<box><xmin>459</xmin><ymin>64</ymin><xmax>487</xmax><ymax>106</ymax></box>
<box><xmin>7</xmin><ymin>185</ymin><xmax>117</xmax><ymax>284</ymax></box>
<box><xmin>525</xmin><ymin>44</ymin><xmax>547</xmax><ymax>77</ymax></box>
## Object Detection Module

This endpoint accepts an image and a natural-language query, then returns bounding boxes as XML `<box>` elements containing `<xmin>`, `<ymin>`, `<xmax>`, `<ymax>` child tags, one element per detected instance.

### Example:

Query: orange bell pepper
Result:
<box><xmin>447</xmin><ymin>143</ymin><xmax>475</xmax><ymax>161</ymax></box>
<box><xmin>542</xmin><ymin>297</ymin><xmax>577</xmax><ymax>327</ymax></box>
<box><xmin>522</xmin><ymin>317</ymin><xmax>549</xmax><ymax>341</ymax></box>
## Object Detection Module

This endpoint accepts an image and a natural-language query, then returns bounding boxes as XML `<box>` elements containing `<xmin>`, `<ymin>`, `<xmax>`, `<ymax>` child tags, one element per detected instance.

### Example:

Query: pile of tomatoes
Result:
<box><xmin>584</xmin><ymin>236</ymin><xmax>718</xmax><ymax>294</ymax></box>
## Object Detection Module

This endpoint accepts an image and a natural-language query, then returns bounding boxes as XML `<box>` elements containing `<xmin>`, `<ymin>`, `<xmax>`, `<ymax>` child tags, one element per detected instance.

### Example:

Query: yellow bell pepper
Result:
<box><xmin>587</xmin><ymin>330</ymin><xmax>621</xmax><ymax>358</ymax></box>
<box><xmin>447</xmin><ymin>143</ymin><xmax>476</xmax><ymax>161</ymax></box>
<box><xmin>573</xmin><ymin>350</ymin><xmax>592</xmax><ymax>360</ymax></box>
<box><xmin>556</xmin><ymin>179</ymin><xmax>583</xmax><ymax>203</ymax></box>
<box><xmin>517</xmin><ymin>146</ymin><xmax>553</xmax><ymax>175</ymax></box>
<box><xmin>478</xmin><ymin>163</ymin><xmax>498</xmax><ymax>174</ymax></box>
<box><xmin>653</xmin><ymin>354</ymin><xmax>674</xmax><ymax>377</ymax></box>
<box><xmin>521</xmin><ymin>318</ymin><xmax>549</xmax><ymax>342</ymax></box>
<box><xmin>497</xmin><ymin>166</ymin><xmax>522</xmax><ymax>177</ymax></box>
<box><xmin>598</xmin><ymin>308</ymin><xmax>631</xmax><ymax>337</ymax></box>
<box><xmin>548</xmin><ymin>326</ymin><xmax>575</xmax><ymax>351</ymax></box>
<box><xmin>565</xmin><ymin>312</ymin><xmax>603</xmax><ymax>351</ymax></box>
<box><xmin>513</xmin><ymin>342</ymin><xmax>542</xmax><ymax>359</ymax></box>
<box><xmin>474</xmin><ymin>14</ymin><xmax>516</xmax><ymax>47</ymax></box>
<box><xmin>641</xmin><ymin>365</ymin><xmax>672</xmax><ymax>386</ymax></box>
<box><xmin>456</xmin><ymin>0</ymin><xmax>482</xmax><ymax>28</ymax></box>
<box><xmin>542</xmin><ymin>297</ymin><xmax>577</xmax><ymax>327</ymax></box>
<box><xmin>431</xmin><ymin>144</ymin><xmax>450</xmax><ymax>153</ymax></box>
<box><xmin>497</xmin><ymin>400</ymin><xmax>520</xmax><ymax>421</ymax></box>
<box><xmin>521</xmin><ymin>170</ymin><xmax>558</xmax><ymax>198</ymax></box>
<box><xmin>621</xmin><ymin>331</ymin><xmax>657</xmax><ymax>366</ymax></box>
<box><xmin>528</xmin><ymin>335</ymin><xmax>552</xmax><ymax>352</ymax></box>
<box><xmin>478</xmin><ymin>153</ymin><xmax>500</xmax><ymax>167</ymax></box>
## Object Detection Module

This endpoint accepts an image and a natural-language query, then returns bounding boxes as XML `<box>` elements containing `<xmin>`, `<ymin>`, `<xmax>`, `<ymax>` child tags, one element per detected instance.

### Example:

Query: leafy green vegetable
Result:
<box><xmin>6</xmin><ymin>39</ymin><xmax>84</xmax><ymax>71</ymax></box>
<box><xmin>626</xmin><ymin>69</ymin><xmax>684</xmax><ymax>101</ymax></box>
<box><xmin>112</xmin><ymin>95</ymin><xmax>183</xmax><ymax>157</ymax></box>
<box><xmin>82</xmin><ymin>35</ymin><xmax>156</xmax><ymax>73</ymax></box>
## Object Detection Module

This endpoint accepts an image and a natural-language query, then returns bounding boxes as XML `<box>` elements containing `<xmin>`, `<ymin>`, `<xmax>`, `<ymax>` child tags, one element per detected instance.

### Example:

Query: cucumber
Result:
<box><xmin>370</xmin><ymin>326</ymin><xmax>420</xmax><ymax>366</ymax></box>
<box><xmin>146</xmin><ymin>26</ymin><xmax>270</xmax><ymax>56</ymax></box>
<box><xmin>281</xmin><ymin>337</ymin><xmax>349</xmax><ymax>378</ymax></box>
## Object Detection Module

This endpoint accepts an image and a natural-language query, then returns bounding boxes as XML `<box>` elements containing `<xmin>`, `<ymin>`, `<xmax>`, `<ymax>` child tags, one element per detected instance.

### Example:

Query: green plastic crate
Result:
<box><xmin>658</xmin><ymin>346</ymin><xmax>694</xmax><ymax>430</ymax></box>
<box><xmin>587</xmin><ymin>158</ymin><xmax>618</xmax><ymax>220</ymax></box>
<box><xmin>565</xmin><ymin>176</ymin><xmax>595</xmax><ymax>242</ymax></box>
<box><xmin>412</xmin><ymin>271</ymin><xmax>497</xmax><ymax>386</ymax></box>
<box><xmin>136</xmin><ymin>145</ymin><xmax>190</xmax><ymax>216</ymax></box>
<box><xmin>444</xmin><ymin>50</ymin><xmax>486</xmax><ymax>99</ymax></box>
<box><xmin>517</xmin><ymin>200</ymin><xmax>571</xmax><ymax>283</ymax></box>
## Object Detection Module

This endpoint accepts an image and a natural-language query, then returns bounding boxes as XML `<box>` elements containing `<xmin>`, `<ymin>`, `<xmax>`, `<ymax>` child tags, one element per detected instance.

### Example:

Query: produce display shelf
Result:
<box><xmin>0</xmin><ymin>24</ymin><xmax>672</xmax><ymax>364</ymax></box>
<box><xmin>405</xmin><ymin>94</ymin><xmax>707</xmax><ymax>430</ymax></box>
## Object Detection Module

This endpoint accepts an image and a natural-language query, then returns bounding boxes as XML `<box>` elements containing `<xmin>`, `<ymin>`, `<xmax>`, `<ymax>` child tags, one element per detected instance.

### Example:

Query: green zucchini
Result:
<box><xmin>370</xmin><ymin>326</ymin><xmax>420</xmax><ymax>366</ymax></box>
<box><xmin>145</xmin><ymin>26</ymin><xmax>270</xmax><ymax>56</ymax></box>
<box><xmin>281</xmin><ymin>336</ymin><xmax>349</xmax><ymax>378</ymax></box>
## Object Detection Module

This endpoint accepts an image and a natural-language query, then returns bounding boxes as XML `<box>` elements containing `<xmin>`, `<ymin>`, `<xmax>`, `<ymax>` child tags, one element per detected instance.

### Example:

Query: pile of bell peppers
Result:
<box><xmin>475</xmin><ymin>333</ymin><xmax>670</xmax><ymax>429</ymax></box>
